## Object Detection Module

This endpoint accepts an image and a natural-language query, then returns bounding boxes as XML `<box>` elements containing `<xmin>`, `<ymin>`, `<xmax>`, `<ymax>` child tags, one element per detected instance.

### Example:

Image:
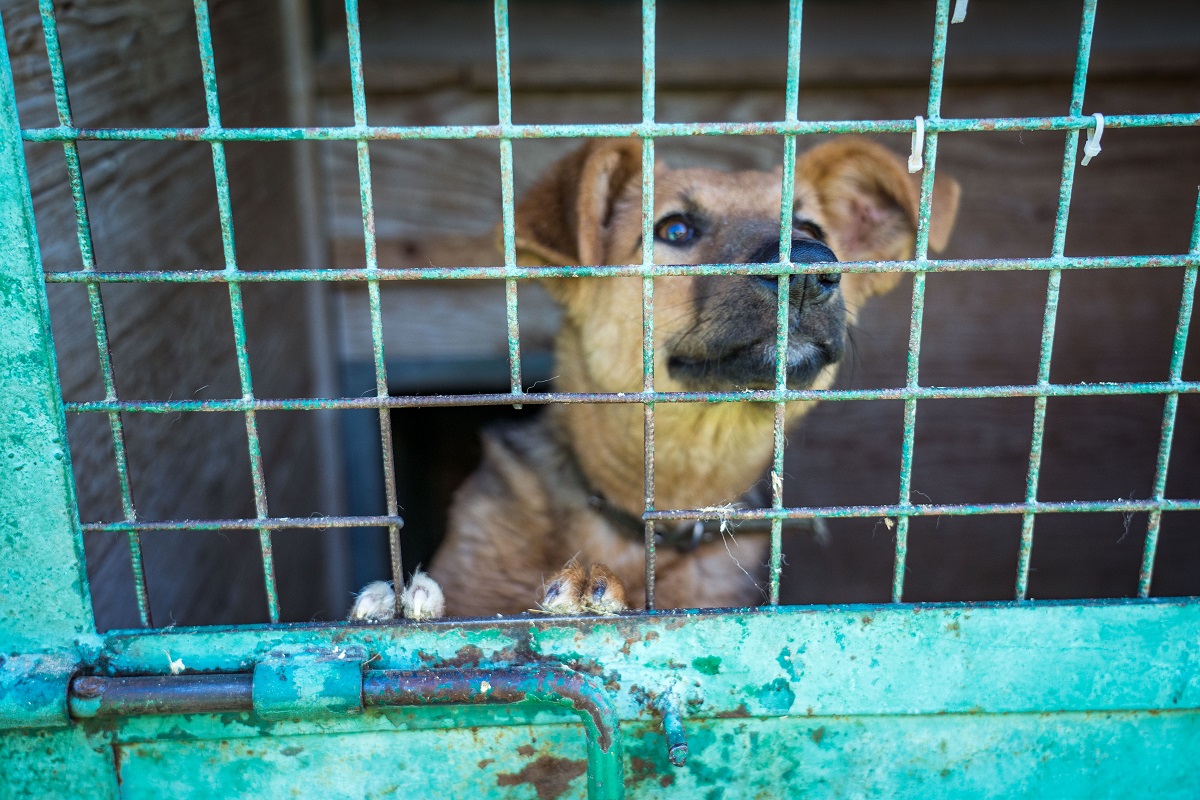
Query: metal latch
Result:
<box><xmin>251</xmin><ymin>647</ymin><xmax>367</xmax><ymax>720</ymax></box>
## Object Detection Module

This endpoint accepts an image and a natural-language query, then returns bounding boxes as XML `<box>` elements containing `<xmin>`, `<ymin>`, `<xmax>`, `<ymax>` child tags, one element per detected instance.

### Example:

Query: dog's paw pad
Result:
<box><xmin>349</xmin><ymin>580</ymin><xmax>397</xmax><ymax>621</ymax></box>
<box><xmin>540</xmin><ymin>558</ymin><xmax>588</xmax><ymax>614</ymax></box>
<box><xmin>584</xmin><ymin>563</ymin><xmax>627</xmax><ymax>614</ymax></box>
<box><xmin>400</xmin><ymin>569</ymin><xmax>445</xmax><ymax>620</ymax></box>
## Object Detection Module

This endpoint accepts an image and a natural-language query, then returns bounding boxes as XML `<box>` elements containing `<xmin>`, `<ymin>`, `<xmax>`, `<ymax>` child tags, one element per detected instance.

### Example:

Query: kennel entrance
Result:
<box><xmin>3</xmin><ymin>0</ymin><xmax>1200</xmax><ymax>797</ymax></box>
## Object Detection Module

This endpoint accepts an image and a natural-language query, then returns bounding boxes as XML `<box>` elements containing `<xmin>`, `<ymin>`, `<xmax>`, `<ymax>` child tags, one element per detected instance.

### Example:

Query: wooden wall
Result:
<box><xmin>6</xmin><ymin>0</ymin><xmax>345</xmax><ymax>629</ymax></box>
<box><xmin>315</xmin><ymin>0</ymin><xmax>1200</xmax><ymax>604</ymax></box>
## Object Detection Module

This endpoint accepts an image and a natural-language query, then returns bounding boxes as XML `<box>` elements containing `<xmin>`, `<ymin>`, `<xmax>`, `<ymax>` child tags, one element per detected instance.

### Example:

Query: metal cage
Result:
<box><xmin>2</xmin><ymin>0</ymin><xmax>1199</xmax><ymax>797</ymax></box>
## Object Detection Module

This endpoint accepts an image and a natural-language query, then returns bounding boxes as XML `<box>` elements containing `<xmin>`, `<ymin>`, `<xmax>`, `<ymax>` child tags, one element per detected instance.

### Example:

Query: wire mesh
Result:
<box><xmin>20</xmin><ymin>0</ymin><xmax>1200</xmax><ymax>624</ymax></box>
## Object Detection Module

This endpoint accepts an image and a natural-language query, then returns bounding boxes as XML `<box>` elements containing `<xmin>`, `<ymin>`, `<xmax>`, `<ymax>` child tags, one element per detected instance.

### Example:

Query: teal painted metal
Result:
<box><xmin>252</xmin><ymin>651</ymin><xmax>366</xmax><ymax>721</ymax></box>
<box><xmin>0</xmin><ymin>13</ymin><xmax>95</xmax><ymax>664</ymax></box>
<box><xmin>3</xmin><ymin>0</ymin><xmax>1200</xmax><ymax>794</ymax></box>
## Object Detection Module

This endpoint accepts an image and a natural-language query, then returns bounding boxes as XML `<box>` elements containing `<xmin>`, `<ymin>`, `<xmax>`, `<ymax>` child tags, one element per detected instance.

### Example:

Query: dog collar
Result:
<box><xmin>586</xmin><ymin>485</ymin><xmax>822</xmax><ymax>554</ymax></box>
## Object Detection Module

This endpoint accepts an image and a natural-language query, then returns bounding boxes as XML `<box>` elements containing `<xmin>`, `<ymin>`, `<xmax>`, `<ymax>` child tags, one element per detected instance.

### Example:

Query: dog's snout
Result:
<box><xmin>748</xmin><ymin>238</ymin><xmax>840</xmax><ymax>302</ymax></box>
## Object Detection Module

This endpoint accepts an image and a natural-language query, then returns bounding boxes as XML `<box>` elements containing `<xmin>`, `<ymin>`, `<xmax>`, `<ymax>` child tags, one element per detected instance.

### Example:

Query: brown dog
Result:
<box><xmin>351</xmin><ymin>137</ymin><xmax>959</xmax><ymax>620</ymax></box>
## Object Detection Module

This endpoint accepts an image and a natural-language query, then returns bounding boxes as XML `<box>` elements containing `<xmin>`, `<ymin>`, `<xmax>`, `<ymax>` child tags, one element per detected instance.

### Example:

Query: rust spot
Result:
<box><xmin>442</xmin><ymin>644</ymin><xmax>486</xmax><ymax>669</ymax></box>
<box><xmin>280</xmin><ymin>745</ymin><xmax>304</xmax><ymax>757</ymax></box>
<box><xmin>860</xmin><ymin>615</ymin><xmax>874</xmax><ymax>625</ymax></box>
<box><xmin>629</xmin><ymin>756</ymin><xmax>657</xmax><ymax>784</ymax></box>
<box><xmin>517</xmin><ymin>744</ymin><xmax>535</xmax><ymax>757</ymax></box>
<box><xmin>664</xmin><ymin>617</ymin><xmax>688</xmax><ymax>630</ymax></box>
<box><xmin>810</xmin><ymin>726</ymin><xmax>825</xmax><ymax>744</ymax></box>
<box><xmin>945</xmin><ymin>621</ymin><xmax>961</xmax><ymax>634</ymax></box>
<box><xmin>660</xmin><ymin>775</ymin><xmax>674</xmax><ymax>787</ymax></box>
<box><xmin>645</xmin><ymin>631</ymin><xmax>660</xmax><ymax>642</ymax></box>
<box><xmin>496</xmin><ymin>755</ymin><xmax>587</xmax><ymax>800</ymax></box>
<box><xmin>478</xmin><ymin>759</ymin><xmax>495</xmax><ymax>769</ymax></box>
<box><xmin>714</xmin><ymin>703</ymin><xmax>751</xmax><ymax>719</ymax></box>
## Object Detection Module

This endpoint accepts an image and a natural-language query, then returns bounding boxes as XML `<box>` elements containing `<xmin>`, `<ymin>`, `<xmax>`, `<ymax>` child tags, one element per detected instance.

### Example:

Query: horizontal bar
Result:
<box><xmin>79</xmin><ymin>515</ymin><xmax>404</xmax><ymax>533</ymax></box>
<box><xmin>40</xmin><ymin>254</ymin><xmax>1200</xmax><ymax>284</ymax></box>
<box><xmin>62</xmin><ymin>380</ymin><xmax>1200</xmax><ymax>415</ymax></box>
<box><xmin>646</xmin><ymin>498</ymin><xmax>1200</xmax><ymax>522</ymax></box>
<box><xmin>76</xmin><ymin>499</ymin><xmax>1200</xmax><ymax>538</ymax></box>
<box><xmin>20</xmin><ymin>112</ymin><xmax>1200</xmax><ymax>143</ymax></box>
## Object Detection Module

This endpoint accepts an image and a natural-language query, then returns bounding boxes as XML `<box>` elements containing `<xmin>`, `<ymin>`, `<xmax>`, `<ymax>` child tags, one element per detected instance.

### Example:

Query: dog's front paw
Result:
<box><xmin>348</xmin><ymin>580</ymin><xmax>397</xmax><ymax>621</ymax></box>
<box><xmin>540</xmin><ymin>559</ymin><xmax>628</xmax><ymax>614</ymax></box>
<box><xmin>400</xmin><ymin>569</ymin><xmax>445</xmax><ymax>620</ymax></box>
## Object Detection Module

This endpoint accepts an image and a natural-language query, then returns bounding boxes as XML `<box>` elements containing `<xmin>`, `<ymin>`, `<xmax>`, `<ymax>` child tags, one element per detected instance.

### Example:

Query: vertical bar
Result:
<box><xmin>192</xmin><ymin>0</ymin><xmax>279</xmax><ymax>622</ymax></box>
<box><xmin>1139</xmin><ymin>190</ymin><xmax>1200</xmax><ymax>596</ymax></box>
<box><xmin>494</xmin><ymin>0</ymin><xmax>523</xmax><ymax>403</ymax></box>
<box><xmin>1015</xmin><ymin>0</ymin><xmax>1098</xmax><ymax>601</ymax></box>
<box><xmin>892</xmin><ymin>0</ymin><xmax>950</xmax><ymax>603</ymax></box>
<box><xmin>0</xmin><ymin>11</ymin><xmax>96</xmax><ymax>648</ymax></box>
<box><xmin>768</xmin><ymin>0</ymin><xmax>804</xmax><ymax>606</ymax></box>
<box><xmin>38</xmin><ymin>0</ymin><xmax>150</xmax><ymax>626</ymax></box>
<box><xmin>641</xmin><ymin>0</ymin><xmax>658</xmax><ymax>609</ymax></box>
<box><xmin>344</xmin><ymin>0</ymin><xmax>404</xmax><ymax>613</ymax></box>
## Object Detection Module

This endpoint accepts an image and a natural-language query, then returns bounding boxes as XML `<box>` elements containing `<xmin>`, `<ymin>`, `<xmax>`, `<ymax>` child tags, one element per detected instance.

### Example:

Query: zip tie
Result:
<box><xmin>908</xmin><ymin>116</ymin><xmax>924</xmax><ymax>173</ymax></box>
<box><xmin>952</xmin><ymin>0</ymin><xmax>969</xmax><ymax>23</ymax></box>
<box><xmin>1081</xmin><ymin>112</ymin><xmax>1104</xmax><ymax>166</ymax></box>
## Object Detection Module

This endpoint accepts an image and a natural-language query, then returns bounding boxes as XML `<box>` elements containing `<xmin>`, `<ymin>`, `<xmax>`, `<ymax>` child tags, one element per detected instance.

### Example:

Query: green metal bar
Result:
<box><xmin>61</xmin><ymin>379</ymin><xmax>1200</xmax><ymax>415</ymax></box>
<box><xmin>192</xmin><ymin>0</ymin><xmax>280</xmax><ymax>623</ymax></box>
<box><xmin>1016</xmin><ymin>0</ymin><xmax>1098</xmax><ymax>602</ymax></box>
<box><xmin>37</xmin><ymin>0</ymin><xmax>150</xmax><ymax>626</ymax></box>
<box><xmin>1139</xmin><ymin>190</ymin><xmax>1200</xmax><ymax>596</ymax></box>
<box><xmin>493</xmin><ymin>0</ymin><xmax>522</xmax><ymax>400</ymax></box>
<box><xmin>42</xmin><ymin>253</ymin><xmax>1200</xmax><ymax>283</ymax></box>
<box><xmin>0</xmin><ymin>12</ymin><xmax>95</xmax><ymax>654</ymax></box>
<box><xmin>768</xmin><ymin>0</ymin><xmax>805</xmax><ymax>606</ymax></box>
<box><xmin>640</xmin><ymin>0</ymin><xmax>658</xmax><ymax>610</ymax></box>
<box><xmin>20</xmin><ymin>112</ymin><xmax>1200</xmax><ymax>143</ymax></box>
<box><xmin>892</xmin><ymin>0</ymin><xmax>950</xmax><ymax>603</ymax></box>
<box><xmin>344</xmin><ymin>0</ymin><xmax>405</xmax><ymax>611</ymax></box>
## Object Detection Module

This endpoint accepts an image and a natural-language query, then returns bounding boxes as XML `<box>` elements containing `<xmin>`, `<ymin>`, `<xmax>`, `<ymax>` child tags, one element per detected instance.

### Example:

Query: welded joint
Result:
<box><xmin>251</xmin><ymin>646</ymin><xmax>366</xmax><ymax>720</ymax></box>
<box><xmin>0</xmin><ymin>653</ymin><xmax>75</xmax><ymax>730</ymax></box>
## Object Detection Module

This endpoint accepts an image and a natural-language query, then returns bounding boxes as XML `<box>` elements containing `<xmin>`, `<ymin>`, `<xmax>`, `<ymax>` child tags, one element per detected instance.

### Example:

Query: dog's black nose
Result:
<box><xmin>749</xmin><ymin>238</ymin><xmax>840</xmax><ymax>301</ymax></box>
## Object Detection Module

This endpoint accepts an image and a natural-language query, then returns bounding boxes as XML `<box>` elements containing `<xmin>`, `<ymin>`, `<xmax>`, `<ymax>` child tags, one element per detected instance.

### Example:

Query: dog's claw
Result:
<box><xmin>584</xmin><ymin>563</ymin><xmax>627</xmax><ymax>614</ymax></box>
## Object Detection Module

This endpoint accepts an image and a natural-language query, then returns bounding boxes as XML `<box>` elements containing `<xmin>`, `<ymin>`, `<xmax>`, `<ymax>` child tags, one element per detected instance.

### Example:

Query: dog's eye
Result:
<box><xmin>655</xmin><ymin>215</ymin><xmax>698</xmax><ymax>244</ymax></box>
<box><xmin>793</xmin><ymin>219</ymin><xmax>827</xmax><ymax>242</ymax></box>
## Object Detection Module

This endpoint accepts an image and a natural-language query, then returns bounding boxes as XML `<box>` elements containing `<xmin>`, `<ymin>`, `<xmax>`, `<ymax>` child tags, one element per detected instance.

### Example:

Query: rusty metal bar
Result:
<box><xmin>21</xmin><ymin>112</ymin><xmax>1200</xmax><ymax>143</ymax></box>
<box><xmin>68</xmin><ymin>667</ymin><xmax>624</xmax><ymax>799</ymax></box>
<box><xmin>640</xmin><ymin>0</ymin><xmax>659</xmax><ymax>611</ymax></box>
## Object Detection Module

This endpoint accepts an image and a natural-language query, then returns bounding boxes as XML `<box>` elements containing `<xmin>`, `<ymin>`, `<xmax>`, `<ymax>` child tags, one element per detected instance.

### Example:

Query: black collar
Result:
<box><xmin>587</xmin><ymin>483</ymin><xmax>822</xmax><ymax>553</ymax></box>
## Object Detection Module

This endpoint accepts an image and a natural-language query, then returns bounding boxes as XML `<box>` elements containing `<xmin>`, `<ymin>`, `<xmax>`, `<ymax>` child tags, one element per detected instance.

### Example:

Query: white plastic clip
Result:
<box><xmin>1081</xmin><ymin>112</ymin><xmax>1104</xmax><ymax>166</ymax></box>
<box><xmin>952</xmin><ymin>0</ymin><xmax>969</xmax><ymax>23</ymax></box>
<box><xmin>908</xmin><ymin>116</ymin><xmax>925</xmax><ymax>173</ymax></box>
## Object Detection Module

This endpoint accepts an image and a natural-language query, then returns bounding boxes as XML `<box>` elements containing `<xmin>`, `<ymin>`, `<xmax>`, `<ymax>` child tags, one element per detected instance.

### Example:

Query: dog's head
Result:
<box><xmin>514</xmin><ymin>138</ymin><xmax>959</xmax><ymax>392</ymax></box>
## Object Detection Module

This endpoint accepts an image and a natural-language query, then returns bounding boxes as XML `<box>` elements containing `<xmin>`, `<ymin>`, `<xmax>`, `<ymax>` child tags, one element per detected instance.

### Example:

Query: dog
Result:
<box><xmin>350</xmin><ymin>137</ymin><xmax>959</xmax><ymax>620</ymax></box>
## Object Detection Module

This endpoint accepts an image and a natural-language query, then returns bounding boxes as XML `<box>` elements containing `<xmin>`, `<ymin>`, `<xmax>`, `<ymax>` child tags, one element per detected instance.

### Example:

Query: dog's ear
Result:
<box><xmin>513</xmin><ymin>139</ymin><xmax>643</xmax><ymax>301</ymax></box>
<box><xmin>798</xmin><ymin>138</ymin><xmax>960</xmax><ymax>301</ymax></box>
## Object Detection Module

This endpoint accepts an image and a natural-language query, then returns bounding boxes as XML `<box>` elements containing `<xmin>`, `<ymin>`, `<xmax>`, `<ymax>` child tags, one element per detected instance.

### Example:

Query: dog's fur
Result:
<box><xmin>358</xmin><ymin>138</ymin><xmax>959</xmax><ymax>619</ymax></box>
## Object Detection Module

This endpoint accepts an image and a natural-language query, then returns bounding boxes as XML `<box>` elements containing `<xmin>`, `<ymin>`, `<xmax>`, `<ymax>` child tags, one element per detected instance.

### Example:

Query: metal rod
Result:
<box><xmin>654</xmin><ymin>688</ymin><xmax>689</xmax><ymax>767</ymax></box>
<box><xmin>21</xmin><ymin>112</ymin><xmax>1200</xmax><ymax>143</ymax></box>
<box><xmin>37</xmin><ymin>0</ymin><xmax>151</xmax><ymax>627</ymax></box>
<box><xmin>192</xmin><ymin>0</ymin><xmax>280</xmax><ymax>622</ymax></box>
<box><xmin>1015</xmin><ymin>0</ymin><xmax>1098</xmax><ymax>602</ymax></box>
<box><xmin>42</xmin><ymin>253</ymin><xmax>1200</xmax><ymax>284</ymax></box>
<box><xmin>69</xmin><ymin>668</ymin><xmax>625</xmax><ymax>800</ymax></box>
<box><xmin>640</xmin><ymin>0</ymin><xmax>658</xmax><ymax>611</ymax></box>
<box><xmin>62</xmin><ymin>379</ymin><xmax>1200</xmax><ymax>415</ymax></box>
<box><xmin>494</xmin><ymin>0</ymin><xmax>523</xmax><ymax>401</ymax></box>
<box><xmin>1139</xmin><ymin>189</ymin><xmax>1200</xmax><ymax>596</ymax></box>
<box><xmin>344</xmin><ymin>0</ymin><xmax>405</xmax><ymax>612</ymax></box>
